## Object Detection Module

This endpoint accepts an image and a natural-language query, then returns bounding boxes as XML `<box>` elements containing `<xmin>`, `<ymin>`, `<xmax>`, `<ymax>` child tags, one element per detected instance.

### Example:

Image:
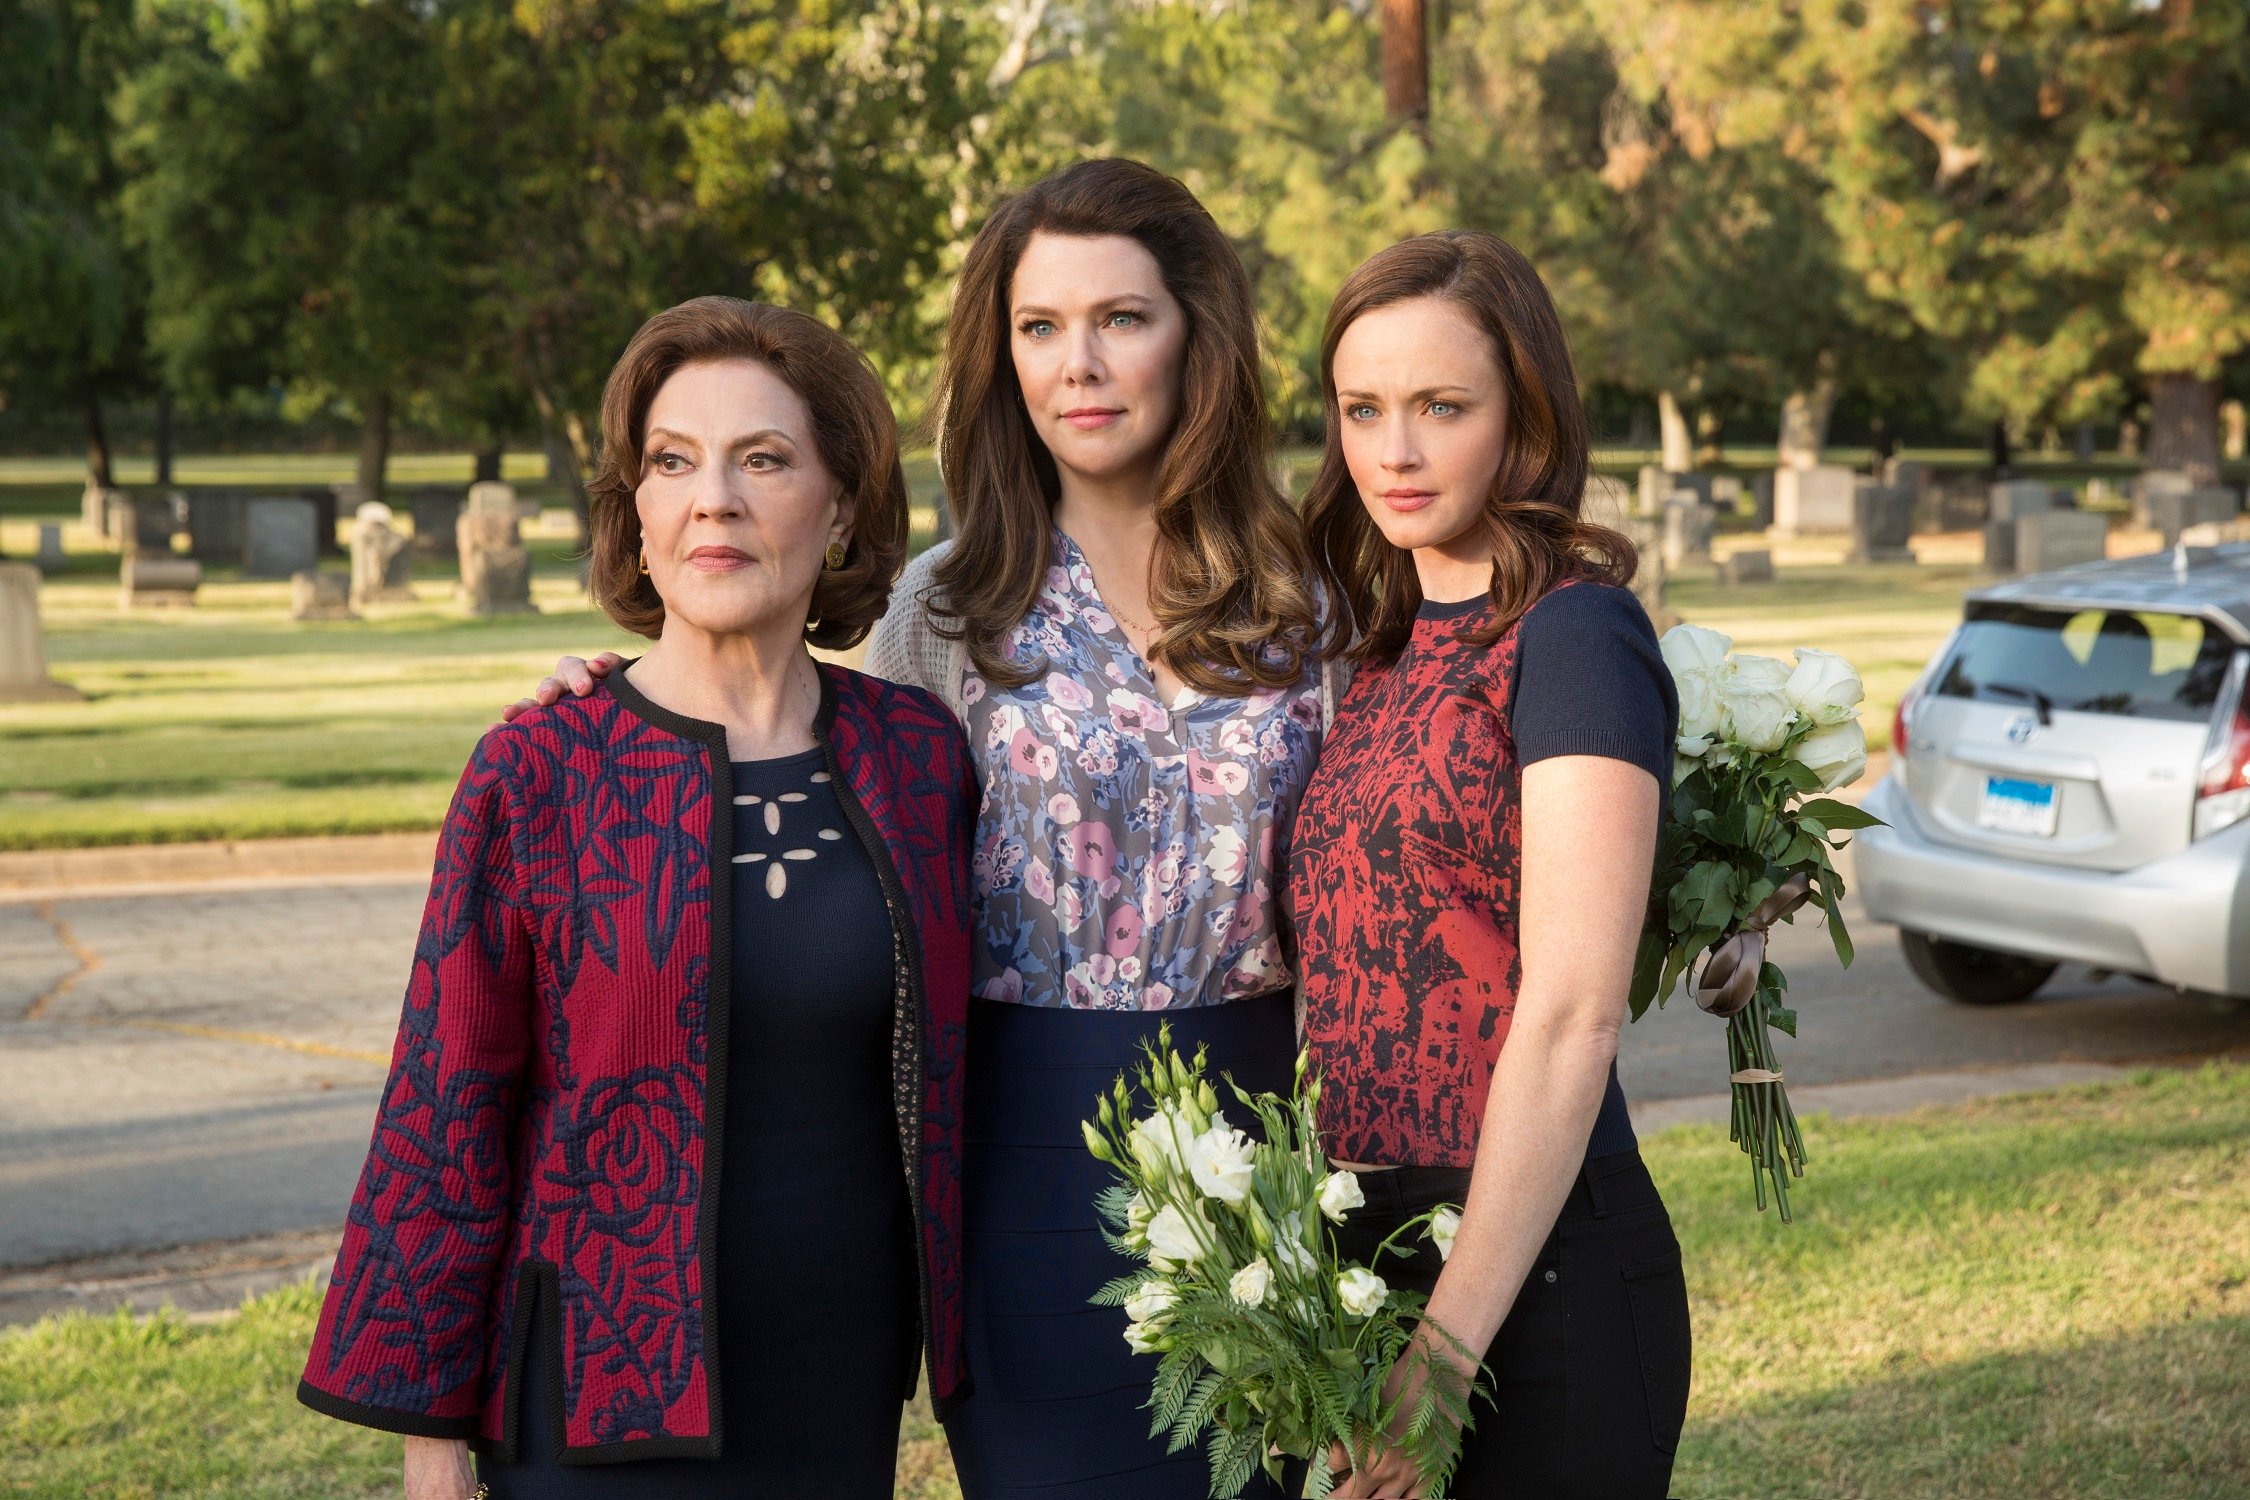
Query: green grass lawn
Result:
<box><xmin>4</xmin><ymin>1064</ymin><xmax>2243</xmax><ymax>1499</ymax></box>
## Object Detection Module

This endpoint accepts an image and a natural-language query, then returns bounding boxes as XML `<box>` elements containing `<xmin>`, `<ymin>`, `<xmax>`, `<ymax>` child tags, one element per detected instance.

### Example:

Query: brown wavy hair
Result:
<box><xmin>587</xmin><ymin>296</ymin><xmax>907</xmax><ymax>649</ymax></box>
<box><xmin>1303</xmin><ymin>231</ymin><xmax>1636</xmax><ymax>662</ymax></box>
<box><xmin>927</xmin><ymin>158</ymin><xmax>1317</xmax><ymax>694</ymax></box>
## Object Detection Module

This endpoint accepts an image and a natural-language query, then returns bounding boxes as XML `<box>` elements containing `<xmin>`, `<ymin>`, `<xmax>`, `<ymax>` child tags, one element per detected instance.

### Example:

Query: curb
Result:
<box><xmin>0</xmin><ymin>831</ymin><xmax>437</xmax><ymax>902</ymax></box>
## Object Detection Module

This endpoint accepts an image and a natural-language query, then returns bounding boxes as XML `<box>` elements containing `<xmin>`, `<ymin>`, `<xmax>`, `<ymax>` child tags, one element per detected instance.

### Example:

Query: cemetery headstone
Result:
<box><xmin>1981</xmin><ymin>520</ymin><xmax>2016</xmax><ymax>574</ymax></box>
<box><xmin>1710</xmin><ymin>474</ymin><xmax>1744</xmax><ymax>509</ymax></box>
<box><xmin>0</xmin><ymin>563</ymin><xmax>81</xmax><ymax>701</ymax></box>
<box><xmin>1637</xmin><ymin>465</ymin><xmax>1668</xmax><ymax>517</ymax></box>
<box><xmin>1580</xmin><ymin>475</ymin><xmax>1632</xmax><ymax>532</ymax></box>
<box><xmin>184</xmin><ymin>490</ymin><xmax>247</xmax><ymax>563</ymax></box>
<box><xmin>2149</xmin><ymin>488</ymin><xmax>2242</xmax><ymax>549</ymax></box>
<box><xmin>2131</xmin><ymin>468</ymin><xmax>2194</xmax><ymax>528</ymax></box>
<box><xmin>2015</xmin><ymin>510</ymin><xmax>2109</xmax><ymax>574</ymax></box>
<box><xmin>1847</xmin><ymin>482</ymin><xmax>1915</xmax><ymax>563</ymax></box>
<box><xmin>124</xmin><ymin>495</ymin><xmax>178</xmax><ymax>556</ymax></box>
<box><xmin>35</xmin><ymin>524</ymin><xmax>66</xmax><ymax>575</ymax></box>
<box><xmin>290</xmin><ymin>569</ymin><xmax>358</xmax><ymax>621</ymax></box>
<box><xmin>1988</xmin><ymin>480</ymin><xmax>2060</xmax><ymax>524</ymax></box>
<box><xmin>1770</xmin><ymin>465</ymin><xmax>1855</xmax><ymax>535</ymax></box>
<box><xmin>458</xmin><ymin>481</ymin><xmax>537</xmax><ymax>615</ymax></box>
<box><xmin>350</xmin><ymin>502</ymin><xmax>416</xmax><ymax>606</ymax></box>
<box><xmin>1719</xmin><ymin>549</ymin><xmax>1775</xmax><ymax>586</ymax></box>
<box><xmin>243</xmin><ymin>496</ymin><xmax>322</xmax><ymax>579</ymax></box>
<box><xmin>120</xmin><ymin>556</ymin><xmax>202</xmax><ymax>607</ymax></box>
<box><xmin>1661</xmin><ymin>495</ymin><xmax>1715</xmax><ymax>568</ymax></box>
<box><xmin>1620</xmin><ymin>517</ymin><xmax>1676</xmax><ymax>632</ymax></box>
<box><xmin>407</xmin><ymin>488</ymin><xmax>463</xmax><ymax>558</ymax></box>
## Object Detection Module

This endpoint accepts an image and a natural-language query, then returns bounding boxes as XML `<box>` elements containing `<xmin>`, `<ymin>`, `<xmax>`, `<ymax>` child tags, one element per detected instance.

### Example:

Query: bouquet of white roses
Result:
<box><xmin>1082</xmin><ymin>1028</ymin><xmax>1487</xmax><ymax>1498</ymax></box>
<box><xmin>1627</xmin><ymin>624</ymin><xmax>1885</xmax><ymax>1220</ymax></box>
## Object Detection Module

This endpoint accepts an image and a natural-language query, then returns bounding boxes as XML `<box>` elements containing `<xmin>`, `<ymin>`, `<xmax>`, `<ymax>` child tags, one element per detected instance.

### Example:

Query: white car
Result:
<box><xmin>1856</xmin><ymin>543</ymin><xmax>2250</xmax><ymax>1004</ymax></box>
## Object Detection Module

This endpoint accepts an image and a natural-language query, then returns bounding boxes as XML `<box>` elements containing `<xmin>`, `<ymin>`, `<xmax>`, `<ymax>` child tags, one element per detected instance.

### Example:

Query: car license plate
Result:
<box><xmin>1978</xmin><ymin>775</ymin><xmax>2058</xmax><ymax>837</ymax></box>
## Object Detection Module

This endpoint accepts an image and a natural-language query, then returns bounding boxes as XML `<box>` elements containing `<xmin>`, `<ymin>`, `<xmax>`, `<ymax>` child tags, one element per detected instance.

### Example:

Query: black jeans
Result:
<box><xmin>1328</xmin><ymin>1150</ymin><xmax>1691</xmax><ymax>1499</ymax></box>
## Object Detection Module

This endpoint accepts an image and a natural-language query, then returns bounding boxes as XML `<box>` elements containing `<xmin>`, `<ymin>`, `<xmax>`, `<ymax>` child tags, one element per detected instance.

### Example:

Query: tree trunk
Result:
<box><xmin>2145</xmin><ymin>373</ymin><xmax>2222</xmax><ymax>485</ymax></box>
<box><xmin>473</xmin><ymin>442</ymin><xmax>504</xmax><ymax>483</ymax></box>
<box><xmin>1776</xmin><ymin>374</ymin><xmax>1838</xmax><ymax>470</ymax></box>
<box><xmin>1380</xmin><ymin>0</ymin><xmax>1428</xmax><ymax>125</ymax></box>
<box><xmin>154</xmin><ymin>391</ymin><xmax>175</xmax><ymax>486</ymax></box>
<box><xmin>357</xmin><ymin>391</ymin><xmax>392</xmax><ymax>507</ymax></box>
<box><xmin>545</xmin><ymin>417</ymin><xmax>595</xmax><ymax>546</ymax></box>
<box><xmin>2223</xmin><ymin>400</ymin><xmax>2246</xmax><ymax>462</ymax></box>
<box><xmin>1657</xmin><ymin>391</ymin><xmax>1693</xmax><ymax>472</ymax></box>
<box><xmin>85</xmin><ymin>389</ymin><xmax>113</xmax><ymax>489</ymax></box>
<box><xmin>2118</xmin><ymin>418</ymin><xmax>2141</xmax><ymax>459</ymax></box>
<box><xmin>1987</xmin><ymin>420</ymin><xmax>2012</xmax><ymax>479</ymax></box>
<box><xmin>1694</xmin><ymin>406</ymin><xmax>1726</xmax><ymax>468</ymax></box>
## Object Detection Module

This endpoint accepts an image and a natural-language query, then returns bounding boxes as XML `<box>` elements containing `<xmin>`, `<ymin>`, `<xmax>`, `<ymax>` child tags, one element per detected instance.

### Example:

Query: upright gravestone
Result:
<box><xmin>185</xmin><ymin>490</ymin><xmax>247</xmax><ymax>564</ymax></box>
<box><xmin>124</xmin><ymin>495</ymin><xmax>177</xmax><ymax>556</ymax></box>
<box><xmin>1988</xmin><ymin>480</ymin><xmax>2060</xmax><ymax>524</ymax></box>
<box><xmin>290</xmin><ymin>569</ymin><xmax>358</xmax><ymax>621</ymax></box>
<box><xmin>35</xmin><ymin>524</ymin><xmax>66</xmax><ymax>575</ymax></box>
<box><xmin>1719</xmin><ymin>549</ymin><xmax>1775</xmax><ymax>586</ymax></box>
<box><xmin>2149</xmin><ymin>489</ymin><xmax>2242</xmax><ymax>549</ymax></box>
<box><xmin>407</xmin><ymin>488</ymin><xmax>464</xmax><ymax>558</ymax></box>
<box><xmin>1636</xmin><ymin>465</ymin><xmax>1670</xmax><ymax>517</ymax></box>
<box><xmin>1620</xmin><ymin>517</ymin><xmax>1675</xmax><ymax>632</ymax></box>
<box><xmin>1847</xmin><ymin>483</ymin><xmax>1915</xmax><ymax>563</ymax></box>
<box><xmin>1770</xmin><ymin>465</ymin><xmax>1855</xmax><ymax>536</ymax></box>
<box><xmin>2015</xmin><ymin>510</ymin><xmax>2109</xmax><ymax>574</ymax></box>
<box><xmin>350</xmin><ymin>502</ymin><xmax>415</xmax><ymax>606</ymax></box>
<box><xmin>1661</xmin><ymin>495</ymin><xmax>1715</xmax><ymax>567</ymax></box>
<box><xmin>243</xmin><ymin>496</ymin><xmax>322</xmax><ymax>579</ymax></box>
<box><xmin>2131</xmin><ymin>469</ymin><xmax>2194</xmax><ymax>529</ymax></box>
<box><xmin>0</xmin><ymin>563</ymin><xmax>81</xmax><ymax>701</ymax></box>
<box><xmin>1580</xmin><ymin>475</ymin><xmax>1632</xmax><ymax>532</ymax></box>
<box><xmin>457</xmin><ymin>481</ymin><xmax>537</xmax><ymax>615</ymax></box>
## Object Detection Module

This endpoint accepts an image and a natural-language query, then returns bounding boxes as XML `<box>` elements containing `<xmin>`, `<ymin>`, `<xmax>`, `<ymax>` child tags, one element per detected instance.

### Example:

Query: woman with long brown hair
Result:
<box><xmin>1288</xmin><ymin>232</ymin><xmax>1691</xmax><ymax>1497</ymax></box>
<box><xmin>866</xmin><ymin>157</ymin><xmax>1323</xmax><ymax>1499</ymax></box>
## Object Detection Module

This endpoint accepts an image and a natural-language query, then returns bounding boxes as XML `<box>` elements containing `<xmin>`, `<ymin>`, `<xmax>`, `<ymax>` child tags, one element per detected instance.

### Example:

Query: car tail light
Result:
<box><xmin>1891</xmin><ymin>684</ymin><xmax>1921</xmax><ymax>762</ymax></box>
<box><xmin>2195</xmin><ymin>693</ymin><xmax>2250</xmax><ymax>840</ymax></box>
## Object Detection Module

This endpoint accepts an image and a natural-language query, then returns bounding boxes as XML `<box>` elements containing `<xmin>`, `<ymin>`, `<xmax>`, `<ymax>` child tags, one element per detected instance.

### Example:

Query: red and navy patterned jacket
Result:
<box><xmin>298</xmin><ymin>664</ymin><xmax>975</xmax><ymax>1460</ymax></box>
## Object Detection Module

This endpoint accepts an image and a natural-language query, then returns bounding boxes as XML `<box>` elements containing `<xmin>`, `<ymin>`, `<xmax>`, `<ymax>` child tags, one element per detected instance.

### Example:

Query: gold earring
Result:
<box><xmin>638</xmin><ymin>550</ymin><xmax>650</xmax><ymax>575</ymax></box>
<box><xmin>824</xmin><ymin>540</ymin><xmax>847</xmax><ymax>571</ymax></box>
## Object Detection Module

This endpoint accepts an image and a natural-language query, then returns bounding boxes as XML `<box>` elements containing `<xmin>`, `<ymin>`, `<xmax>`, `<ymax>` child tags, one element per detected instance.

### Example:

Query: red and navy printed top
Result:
<box><xmin>297</xmin><ymin>664</ymin><xmax>976</xmax><ymax>1459</ymax></box>
<box><xmin>1288</xmin><ymin>581</ymin><xmax>1674</xmax><ymax>1168</ymax></box>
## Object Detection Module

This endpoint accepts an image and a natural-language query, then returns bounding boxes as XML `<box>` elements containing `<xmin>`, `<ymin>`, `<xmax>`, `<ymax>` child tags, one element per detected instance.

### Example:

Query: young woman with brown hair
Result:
<box><xmin>1288</xmin><ymin>232</ymin><xmax>1691</xmax><ymax>1498</ymax></box>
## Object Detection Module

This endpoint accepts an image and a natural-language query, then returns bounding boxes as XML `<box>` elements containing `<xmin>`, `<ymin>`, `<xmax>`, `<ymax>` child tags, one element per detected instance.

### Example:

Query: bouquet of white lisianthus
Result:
<box><xmin>1628</xmin><ymin>624</ymin><xmax>1885</xmax><ymax>1220</ymax></box>
<box><xmin>1082</xmin><ymin>1029</ymin><xmax>1485</xmax><ymax>1498</ymax></box>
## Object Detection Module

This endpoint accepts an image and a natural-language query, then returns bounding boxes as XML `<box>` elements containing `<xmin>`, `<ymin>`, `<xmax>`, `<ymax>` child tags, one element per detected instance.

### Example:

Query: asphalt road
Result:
<box><xmin>3</xmin><ymin>858</ymin><xmax>2244</xmax><ymax>1271</ymax></box>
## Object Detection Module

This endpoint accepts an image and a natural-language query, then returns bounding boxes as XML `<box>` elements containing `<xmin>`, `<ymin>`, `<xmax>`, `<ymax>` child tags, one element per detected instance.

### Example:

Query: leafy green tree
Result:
<box><xmin>118</xmin><ymin>0</ymin><xmax>469</xmax><ymax>505</ymax></box>
<box><xmin>1603</xmin><ymin>0</ymin><xmax>2250</xmax><ymax>479</ymax></box>
<box><xmin>0</xmin><ymin>0</ymin><xmax>143</xmax><ymax>487</ymax></box>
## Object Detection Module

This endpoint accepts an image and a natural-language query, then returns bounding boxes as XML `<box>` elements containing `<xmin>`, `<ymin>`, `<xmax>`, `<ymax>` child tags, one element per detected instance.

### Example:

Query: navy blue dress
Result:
<box><xmin>481</xmin><ymin>750</ymin><xmax>915</xmax><ymax>1497</ymax></box>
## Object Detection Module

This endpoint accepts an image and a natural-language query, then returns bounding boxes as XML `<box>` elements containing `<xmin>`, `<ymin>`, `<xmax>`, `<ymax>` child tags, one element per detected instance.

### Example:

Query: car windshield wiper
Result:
<box><xmin>1981</xmin><ymin>681</ymin><xmax>2054</xmax><ymax>724</ymax></box>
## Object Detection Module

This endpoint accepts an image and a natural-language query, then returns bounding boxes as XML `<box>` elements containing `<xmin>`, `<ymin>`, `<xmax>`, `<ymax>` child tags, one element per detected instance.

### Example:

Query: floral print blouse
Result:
<box><xmin>964</xmin><ymin>533</ymin><xmax>1324</xmax><ymax>1010</ymax></box>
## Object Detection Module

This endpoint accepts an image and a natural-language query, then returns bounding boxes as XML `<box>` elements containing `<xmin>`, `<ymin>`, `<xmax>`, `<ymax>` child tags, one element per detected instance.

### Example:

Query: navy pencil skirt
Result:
<box><xmin>944</xmin><ymin>994</ymin><xmax>1296</xmax><ymax>1500</ymax></box>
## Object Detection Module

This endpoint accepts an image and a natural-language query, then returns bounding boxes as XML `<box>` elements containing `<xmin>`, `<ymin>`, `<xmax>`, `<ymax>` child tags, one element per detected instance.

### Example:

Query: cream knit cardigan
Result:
<box><xmin>864</xmin><ymin>540</ymin><xmax>1348</xmax><ymax>729</ymax></box>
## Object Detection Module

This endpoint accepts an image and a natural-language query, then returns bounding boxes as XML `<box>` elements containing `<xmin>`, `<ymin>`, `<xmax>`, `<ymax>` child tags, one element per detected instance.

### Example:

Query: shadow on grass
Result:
<box><xmin>1678</xmin><ymin>1316</ymin><xmax>2250</xmax><ymax>1499</ymax></box>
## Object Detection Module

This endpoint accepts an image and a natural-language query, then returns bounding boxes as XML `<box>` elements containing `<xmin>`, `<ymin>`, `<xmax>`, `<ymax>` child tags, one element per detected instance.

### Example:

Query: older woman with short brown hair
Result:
<box><xmin>298</xmin><ymin>296</ymin><xmax>975</xmax><ymax>1500</ymax></box>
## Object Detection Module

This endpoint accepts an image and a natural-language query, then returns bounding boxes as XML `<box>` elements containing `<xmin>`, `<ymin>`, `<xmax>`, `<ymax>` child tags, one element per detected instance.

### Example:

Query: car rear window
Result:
<box><xmin>1932</xmin><ymin>604</ymin><xmax>2237</xmax><ymax>723</ymax></box>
